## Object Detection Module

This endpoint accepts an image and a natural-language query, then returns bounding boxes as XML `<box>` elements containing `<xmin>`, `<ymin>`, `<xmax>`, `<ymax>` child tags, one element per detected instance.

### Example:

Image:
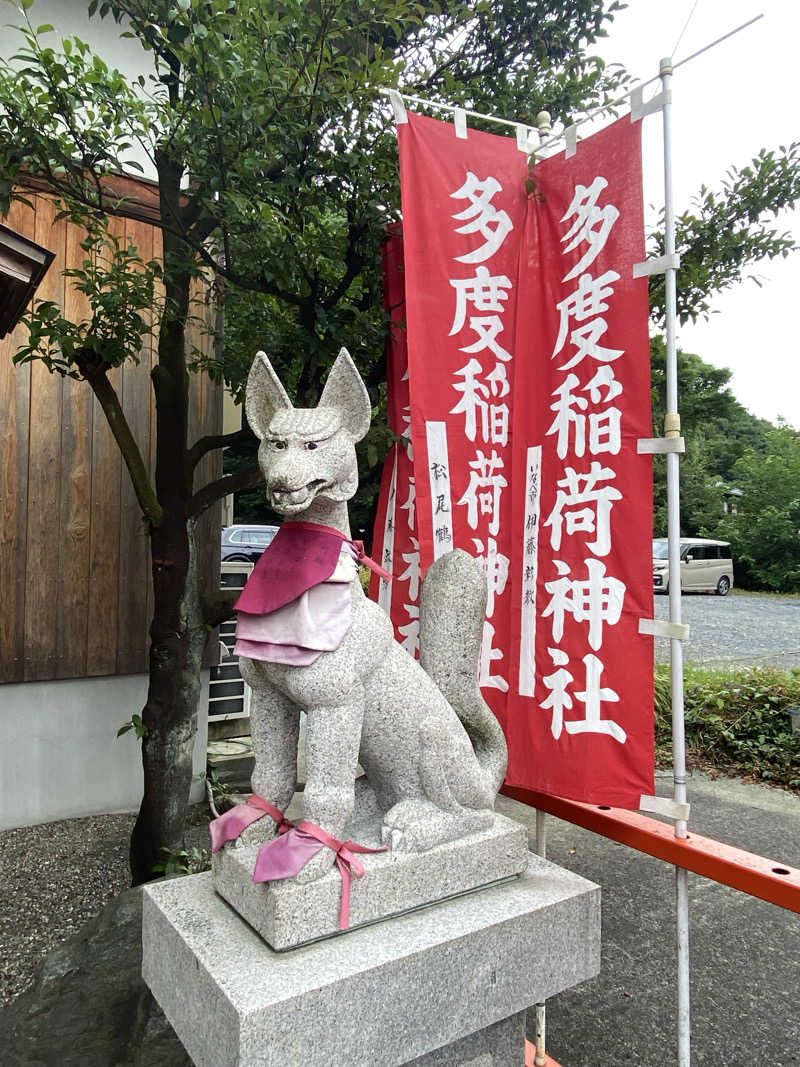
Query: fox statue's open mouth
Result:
<box><xmin>270</xmin><ymin>478</ymin><xmax>327</xmax><ymax>513</ymax></box>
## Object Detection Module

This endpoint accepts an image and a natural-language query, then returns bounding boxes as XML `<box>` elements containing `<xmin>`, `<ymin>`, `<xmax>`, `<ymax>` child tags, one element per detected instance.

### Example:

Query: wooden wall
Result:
<box><xmin>0</xmin><ymin>193</ymin><xmax>222</xmax><ymax>684</ymax></box>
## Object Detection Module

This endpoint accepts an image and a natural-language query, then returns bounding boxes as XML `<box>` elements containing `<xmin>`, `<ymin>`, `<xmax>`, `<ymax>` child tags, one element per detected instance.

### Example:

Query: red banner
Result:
<box><xmin>383</xmin><ymin>111</ymin><xmax>654</xmax><ymax>807</ymax></box>
<box><xmin>507</xmin><ymin>119</ymin><xmax>655</xmax><ymax>805</ymax></box>
<box><xmin>369</xmin><ymin>227</ymin><xmax>421</xmax><ymax>655</ymax></box>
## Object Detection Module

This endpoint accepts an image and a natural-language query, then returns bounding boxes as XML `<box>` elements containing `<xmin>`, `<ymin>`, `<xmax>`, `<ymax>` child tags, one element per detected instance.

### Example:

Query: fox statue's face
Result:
<box><xmin>246</xmin><ymin>348</ymin><xmax>372</xmax><ymax>518</ymax></box>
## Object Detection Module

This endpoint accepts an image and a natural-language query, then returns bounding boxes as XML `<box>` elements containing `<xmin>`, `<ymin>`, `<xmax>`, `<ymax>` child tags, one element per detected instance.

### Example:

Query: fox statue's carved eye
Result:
<box><xmin>273</xmin><ymin>440</ymin><xmax>287</xmax><ymax>450</ymax></box>
<box><xmin>306</xmin><ymin>441</ymin><xmax>319</xmax><ymax>451</ymax></box>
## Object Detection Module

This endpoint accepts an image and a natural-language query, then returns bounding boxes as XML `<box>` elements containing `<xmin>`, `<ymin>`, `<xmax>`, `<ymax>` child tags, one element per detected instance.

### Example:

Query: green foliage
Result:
<box><xmin>654</xmin><ymin>664</ymin><xmax>800</xmax><ymax>788</ymax></box>
<box><xmin>117</xmin><ymin>713</ymin><xmax>147</xmax><ymax>739</ymax></box>
<box><xmin>205</xmin><ymin>767</ymin><xmax>235</xmax><ymax>816</ymax></box>
<box><xmin>15</xmin><ymin>226</ymin><xmax>161</xmax><ymax>376</ymax></box>
<box><xmin>650</xmin><ymin>338</ymin><xmax>773</xmax><ymax>537</ymax></box>
<box><xmin>358</xmin><ymin>565</ymin><xmax>372</xmax><ymax>593</ymax></box>
<box><xmin>0</xmin><ymin>0</ymin><xmax>627</xmax><ymax>533</ymax></box>
<box><xmin>0</xmin><ymin>11</ymin><xmax>151</xmax><ymax>214</ymax></box>
<box><xmin>649</xmin><ymin>144</ymin><xmax>800</xmax><ymax>327</ymax></box>
<box><xmin>153</xmin><ymin>845</ymin><xmax>211</xmax><ymax>876</ymax></box>
<box><xmin>712</xmin><ymin>426</ymin><xmax>800</xmax><ymax>592</ymax></box>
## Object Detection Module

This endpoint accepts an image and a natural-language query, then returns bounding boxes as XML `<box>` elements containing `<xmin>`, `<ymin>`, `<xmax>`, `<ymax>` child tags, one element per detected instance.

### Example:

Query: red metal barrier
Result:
<box><xmin>525</xmin><ymin>1039</ymin><xmax>561</xmax><ymax>1066</ymax></box>
<box><xmin>501</xmin><ymin>784</ymin><xmax>800</xmax><ymax>914</ymax></box>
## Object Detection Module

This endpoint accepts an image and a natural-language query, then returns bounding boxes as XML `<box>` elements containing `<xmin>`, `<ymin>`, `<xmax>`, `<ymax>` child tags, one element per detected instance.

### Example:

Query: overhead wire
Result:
<box><xmin>671</xmin><ymin>0</ymin><xmax>701</xmax><ymax>60</ymax></box>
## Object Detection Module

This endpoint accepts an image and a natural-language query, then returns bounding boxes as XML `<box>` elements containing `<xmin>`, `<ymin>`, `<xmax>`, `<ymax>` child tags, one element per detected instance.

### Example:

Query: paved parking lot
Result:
<box><xmin>502</xmin><ymin>772</ymin><xmax>800</xmax><ymax>1067</ymax></box>
<box><xmin>653</xmin><ymin>591</ymin><xmax>800</xmax><ymax>668</ymax></box>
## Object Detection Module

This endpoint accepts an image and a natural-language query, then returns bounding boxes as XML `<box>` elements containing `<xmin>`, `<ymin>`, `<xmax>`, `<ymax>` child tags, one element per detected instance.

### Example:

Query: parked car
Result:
<box><xmin>653</xmin><ymin>538</ymin><xmax>734</xmax><ymax>596</ymax></box>
<box><xmin>221</xmin><ymin>524</ymin><xmax>279</xmax><ymax>563</ymax></box>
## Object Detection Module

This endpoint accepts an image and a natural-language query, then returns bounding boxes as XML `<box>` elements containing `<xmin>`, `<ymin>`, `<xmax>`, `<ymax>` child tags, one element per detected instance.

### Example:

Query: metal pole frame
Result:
<box><xmin>533</xmin><ymin>810</ymin><xmax>548</xmax><ymax>1066</ymax></box>
<box><xmin>659</xmin><ymin>55</ymin><xmax>691</xmax><ymax>1067</ymax></box>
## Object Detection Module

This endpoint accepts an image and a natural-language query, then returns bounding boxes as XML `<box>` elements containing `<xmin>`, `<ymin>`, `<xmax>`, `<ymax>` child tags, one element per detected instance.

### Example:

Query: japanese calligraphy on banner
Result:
<box><xmin>387</xmin><ymin>110</ymin><xmax>654</xmax><ymax>807</ymax></box>
<box><xmin>507</xmin><ymin>118</ymin><xmax>655</xmax><ymax>805</ymax></box>
<box><xmin>369</xmin><ymin>226</ymin><xmax>422</xmax><ymax>657</ymax></box>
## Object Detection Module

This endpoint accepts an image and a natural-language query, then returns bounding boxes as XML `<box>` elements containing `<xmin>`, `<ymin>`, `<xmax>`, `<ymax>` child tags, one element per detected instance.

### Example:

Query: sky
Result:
<box><xmin>592</xmin><ymin>0</ymin><xmax>800</xmax><ymax>428</ymax></box>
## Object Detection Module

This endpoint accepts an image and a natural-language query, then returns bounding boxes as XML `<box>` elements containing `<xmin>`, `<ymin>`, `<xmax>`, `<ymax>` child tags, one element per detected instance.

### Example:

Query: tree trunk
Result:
<box><xmin>130</xmin><ymin>518</ymin><xmax>207</xmax><ymax>885</ymax></box>
<box><xmin>129</xmin><ymin>148</ymin><xmax>206</xmax><ymax>884</ymax></box>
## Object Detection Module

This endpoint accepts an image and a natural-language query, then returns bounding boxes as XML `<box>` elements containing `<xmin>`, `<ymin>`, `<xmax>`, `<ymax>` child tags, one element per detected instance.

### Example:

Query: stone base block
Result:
<box><xmin>143</xmin><ymin>855</ymin><xmax>600</xmax><ymax>1067</ymax></box>
<box><xmin>212</xmin><ymin>810</ymin><xmax>528</xmax><ymax>950</ymax></box>
<box><xmin>408</xmin><ymin>1011</ymin><xmax>526</xmax><ymax>1066</ymax></box>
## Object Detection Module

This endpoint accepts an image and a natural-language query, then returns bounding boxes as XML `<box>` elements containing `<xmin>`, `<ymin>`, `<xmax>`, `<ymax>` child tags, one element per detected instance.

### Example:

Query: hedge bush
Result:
<box><xmin>654</xmin><ymin>664</ymin><xmax>800</xmax><ymax>788</ymax></box>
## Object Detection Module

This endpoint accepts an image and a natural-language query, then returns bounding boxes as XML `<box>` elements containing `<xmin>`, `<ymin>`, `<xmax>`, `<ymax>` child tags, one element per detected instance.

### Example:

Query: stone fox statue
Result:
<box><xmin>223</xmin><ymin>347</ymin><xmax>507</xmax><ymax>884</ymax></box>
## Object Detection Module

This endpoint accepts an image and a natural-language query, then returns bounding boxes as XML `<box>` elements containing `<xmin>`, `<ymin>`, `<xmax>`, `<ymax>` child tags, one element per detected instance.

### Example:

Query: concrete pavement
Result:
<box><xmin>498</xmin><ymin>772</ymin><xmax>800</xmax><ymax>1066</ymax></box>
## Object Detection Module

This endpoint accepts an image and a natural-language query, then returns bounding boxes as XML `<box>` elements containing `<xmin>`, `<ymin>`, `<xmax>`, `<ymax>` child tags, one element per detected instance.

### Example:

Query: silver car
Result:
<box><xmin>220</xmin><ymin>524</ymin><xmax>279</xmax><ymax>563</ymax></box>
<box><xmin>653</xmin><ymin>538</ymin><xmax>734</xmax><ymax>596</ymax></box>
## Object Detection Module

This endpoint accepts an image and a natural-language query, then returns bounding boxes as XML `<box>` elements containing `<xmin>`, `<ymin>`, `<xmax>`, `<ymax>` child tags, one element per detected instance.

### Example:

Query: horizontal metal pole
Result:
<box><xmin>501</xmin><ymin>785</ymin><xmax>800</xmax><ymax>914</ymax></box>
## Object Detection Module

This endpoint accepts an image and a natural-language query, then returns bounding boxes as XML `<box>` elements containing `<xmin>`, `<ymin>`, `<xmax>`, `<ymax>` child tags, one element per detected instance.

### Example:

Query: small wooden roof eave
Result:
<box><xmin>0</xmin><ymin>222</ymin><xmax>56</xmax><ymax>338</ymax></box>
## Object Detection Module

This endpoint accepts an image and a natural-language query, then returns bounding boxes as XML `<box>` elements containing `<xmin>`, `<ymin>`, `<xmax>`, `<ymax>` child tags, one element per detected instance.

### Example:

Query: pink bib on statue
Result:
<box><xmin>234</xmin><ymin>522</ymin><xmax>346</xmax><ymax>616</ymax></box>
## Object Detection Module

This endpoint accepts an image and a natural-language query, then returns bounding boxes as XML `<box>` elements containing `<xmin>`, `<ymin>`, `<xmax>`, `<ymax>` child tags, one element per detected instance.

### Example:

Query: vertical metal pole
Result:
<box><xmin>533</xmin><ymin>811</ymin><xmax>547</xmax><ymax>1066</ymax></box>
<box><xmin>532</xmin><ymin>110</ymin><xmax>553</xmax><ymax>1067</ymax></box>
<box><xmin>660</xmin><ymin>55</ymin><xmax>691</xmax><ymax>1067</ymax></box>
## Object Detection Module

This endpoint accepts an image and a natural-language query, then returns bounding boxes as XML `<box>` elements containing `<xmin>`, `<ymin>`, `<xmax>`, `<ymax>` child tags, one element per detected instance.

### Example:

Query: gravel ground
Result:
<box><xmin>0</xmin><ymin>812</ymin><xmax>135</xmax><ymax>1005</ymax></box>
<box><xmin>654</xmin><ymin>590</ymin><xmax>800</xmax><ymax>667</ymax></box>
<box><xmin>0</xmin><ymin>807</ymin><xmax>212</xmax><ymax>1006</ymax></box>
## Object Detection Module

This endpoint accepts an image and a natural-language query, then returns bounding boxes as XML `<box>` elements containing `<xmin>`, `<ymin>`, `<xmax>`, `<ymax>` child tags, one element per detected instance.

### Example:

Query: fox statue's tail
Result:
<box><xmin>419</xmin><ymin>550</ymin><xmax>508</xmax><ymax>797</ymax></box>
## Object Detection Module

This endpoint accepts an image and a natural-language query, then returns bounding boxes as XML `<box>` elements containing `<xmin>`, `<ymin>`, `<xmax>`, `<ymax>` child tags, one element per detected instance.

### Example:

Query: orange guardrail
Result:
<box><xmin>501</xmin><ymin>784</ymin><xmax>800</xmax><ymax>914</ymax></box>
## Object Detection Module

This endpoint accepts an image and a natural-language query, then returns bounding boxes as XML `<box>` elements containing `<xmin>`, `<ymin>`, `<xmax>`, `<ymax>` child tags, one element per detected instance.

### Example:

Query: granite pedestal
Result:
<box><xmin>213</xmin><ymin>809</ymin><xmax>529</xmax><ymax>950</ymax></box>
<box><xmin>143</xmin><ymin>855</ymin><xmax>600</xmax><ymax>1067</ymax></box>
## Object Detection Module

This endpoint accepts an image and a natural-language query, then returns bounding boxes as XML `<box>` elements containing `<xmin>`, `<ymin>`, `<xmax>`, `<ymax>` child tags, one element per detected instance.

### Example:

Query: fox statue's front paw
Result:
<box><xmin>291</xmin><ymin>845</ymin><xmax>338</xmax><ymax>883</ymax></box>
<box><xmin>382</xmin><ymin>797</ymin><xmax>493</xmax><ymax>852</ymax></box>
<box><xmin>237</xmin><ymin>819</ymin><xmax>280</xmax><ymax>849</ymax></box>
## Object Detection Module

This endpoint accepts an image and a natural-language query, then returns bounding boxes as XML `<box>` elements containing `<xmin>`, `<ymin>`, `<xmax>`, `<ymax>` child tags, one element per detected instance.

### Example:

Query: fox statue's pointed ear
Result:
<box><xmin>318</xmin><ymin>347</ymin><xmax>371</xmax><ymax>442</ymax></box>
<box><xmin>246</xmin><ymin>351</ymin><xmax>293</xmax><ymax>440</ymax></box>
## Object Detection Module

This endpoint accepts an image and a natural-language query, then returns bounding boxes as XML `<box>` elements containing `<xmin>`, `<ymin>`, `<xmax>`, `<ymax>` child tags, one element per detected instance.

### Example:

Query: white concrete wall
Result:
<box><xmin>0</xmin><ymin>671</ymin><xmax>209</xmax><ymax>829</ymax></box>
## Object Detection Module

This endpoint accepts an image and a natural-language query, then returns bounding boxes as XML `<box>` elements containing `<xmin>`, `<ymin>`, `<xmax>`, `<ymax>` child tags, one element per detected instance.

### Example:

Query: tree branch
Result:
<box><xmin>190</xmin><ymin>238</ymin><xmax>307</xmax><ymax>306</ymax></box>
<box><xmin>322</xmin><ymin>213</ymin><xmax>367</xmax><ymax>310</ymax></box>
<box><xmin>82</xmin><ymin>364</ymin><xmax>163</xmax><ymax>527</ymax></box>
<box><xmin>201</xmin><ymin>590</ymin><xmax>239</xmax><ymax>629</ymax></box>
<box><xmin>187</xmin><ymin>466</ymin><xmax>263</xmax><ymax>518</ymax></box>
<box><xmin>187</xmin><ymin>426</ymin><xmax>251</xmax><ymax>471</ymax></box>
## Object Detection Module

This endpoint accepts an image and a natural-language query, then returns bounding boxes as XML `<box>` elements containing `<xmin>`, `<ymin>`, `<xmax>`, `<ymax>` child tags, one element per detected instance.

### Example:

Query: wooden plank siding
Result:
<box><xmin>55</xmin><ymin>219</ymin><xmax>94</xmax><ymax>679</ymax></box>
<box><xmin>23</xmin><ymin>196</ymin><xmax>66</xmax><ymax>681</ymax></box>
<box><xmin>0</xmin><ymin>198</ymin><xmax>34</xmax><ymax>683</ymax></box>
<box><xmin>86</xmin><ymin>214</ymin><xmax>124</xmax><ymax>678</ymax></box>
<box><xmin>116</xmin><ymin>216</ymin><xmax>153</xmax><ymax>675</ymax></box>
<box><xmin>0</xmin><ymin>191</ymin><xmax>223</xmax><ymax>684</ymax></box>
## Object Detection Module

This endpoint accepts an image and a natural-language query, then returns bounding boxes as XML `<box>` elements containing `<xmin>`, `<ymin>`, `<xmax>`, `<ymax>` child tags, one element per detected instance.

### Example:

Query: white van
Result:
<box><xmin>653</xmin><ymin>538</ymin><xmax>734</xmax><ymax>596</ymax></box>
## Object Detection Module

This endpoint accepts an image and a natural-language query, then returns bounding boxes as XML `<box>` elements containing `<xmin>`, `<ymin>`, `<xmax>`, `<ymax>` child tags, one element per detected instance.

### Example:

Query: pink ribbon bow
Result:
<box><xmin>252</xmin><ymin>818</ymin><xmax>388</xmax><ymax>929</ymax></box>
<box><xmin>209</xmin><ymin>795</ymin><xmax>293</xmax><ymax>853</ymax></box>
